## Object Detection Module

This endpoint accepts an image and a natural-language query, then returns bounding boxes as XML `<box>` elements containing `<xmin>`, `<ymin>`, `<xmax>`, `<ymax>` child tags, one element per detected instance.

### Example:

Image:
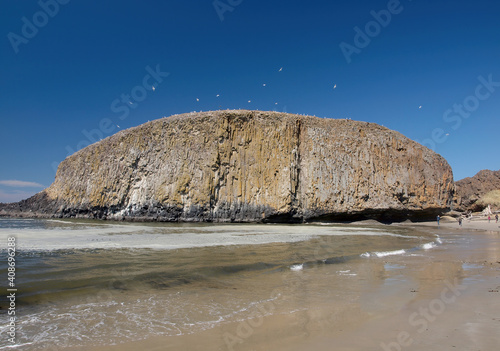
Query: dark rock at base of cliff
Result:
<box><xmin>1</xmin><ymin>196</ymin><xmax>444</xmax><ymax>224</ymax></box>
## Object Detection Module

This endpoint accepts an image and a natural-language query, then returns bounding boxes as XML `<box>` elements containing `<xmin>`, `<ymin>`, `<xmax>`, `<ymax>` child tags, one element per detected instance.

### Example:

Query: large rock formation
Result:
<box><xmin>1</xmin><ymin>110</ymin><xmax>454</xmax><ymax>222</ymax></box>
<box><xmin>454</xmin><ymin>169</ymin><xmax>500</xmax><ymax>211</ymax></box>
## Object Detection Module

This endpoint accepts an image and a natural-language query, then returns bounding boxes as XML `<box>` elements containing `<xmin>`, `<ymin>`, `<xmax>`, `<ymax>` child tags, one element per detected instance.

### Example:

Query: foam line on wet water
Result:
<box><xmin>360</xmin><ymin>237</ymin><xmax>442</xmax><ymax>258</ymax></box>
<box><xmin>0</xmin><ymin>221</ymin><xmax>421</xmax><ymax>252</ymax></box>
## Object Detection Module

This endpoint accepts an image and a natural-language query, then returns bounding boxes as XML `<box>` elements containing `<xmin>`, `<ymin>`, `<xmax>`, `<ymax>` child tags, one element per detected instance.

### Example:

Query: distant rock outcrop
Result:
<box><xmin>454</xmin><ymin>169</ymin><xmax>500</xmax><ymax>211</ymax></box>
<box><xmin>0</xmin><ymin>110</ymin><xmax>454</xmax><ymax>222</ymax></box>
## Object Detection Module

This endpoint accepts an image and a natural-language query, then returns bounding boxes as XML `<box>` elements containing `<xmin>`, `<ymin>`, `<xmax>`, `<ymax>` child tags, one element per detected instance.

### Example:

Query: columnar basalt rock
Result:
<box><xmin>0</xmin><ymin>110</ymin><xmax>455</xmax><ymax>222</ymax></box>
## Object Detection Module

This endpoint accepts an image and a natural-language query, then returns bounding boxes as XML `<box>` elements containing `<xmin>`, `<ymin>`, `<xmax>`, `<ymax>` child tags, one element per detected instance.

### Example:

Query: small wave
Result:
<box><xmin>421</xmin><ymin>242</ymin><xmax>436</xmax><ymax>250</ymax></box>
<box><xmin>46</xmin><ymin>219</ymin><xmax>81</xmax><ymax>225</ymax></box>
<box><xmin>290</xmin><ymin>264</ymin><xmax>303</xmax><ymax>271</ymax></box>
<box><xmin>361</xmin><ymin>237</ymin><xmax>441</xmax><ymax>259</ymax></box>
<box><xmin>0</xmin><ymin>343</ymin><xmax>34</xmax><ymax>350</ymax></box>
<box><xmin>375</xmin><ymin>249</ymin><xmax>406</xmax><ymax>257</ymax></box>
<box><xmin>361</xmin><ymin>249</ymin><xmax>406</xmax><ymax>258</ymax></box>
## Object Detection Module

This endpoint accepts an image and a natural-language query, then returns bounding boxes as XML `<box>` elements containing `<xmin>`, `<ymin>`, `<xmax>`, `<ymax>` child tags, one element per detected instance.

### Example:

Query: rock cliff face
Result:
<box><xmin>454</xmin><ymin>170</ymin><xmax>500</xmax><ymax>211</ymax></box>
<box><xmin>1</xmin><ymin>110</ymin><xmax>454</xmax><ymax>222</ymax></box>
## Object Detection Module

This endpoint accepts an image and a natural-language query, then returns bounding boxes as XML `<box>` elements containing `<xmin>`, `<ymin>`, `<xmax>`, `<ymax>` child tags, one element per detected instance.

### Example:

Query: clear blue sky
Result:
<box><xmin>1</xmin><ymin>0</ymin><xmax>499</xmax><ymax>203</ymax></box>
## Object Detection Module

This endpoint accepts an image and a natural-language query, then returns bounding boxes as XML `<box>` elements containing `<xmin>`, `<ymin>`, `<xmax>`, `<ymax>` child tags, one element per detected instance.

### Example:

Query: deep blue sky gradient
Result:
<box><xmin>1</xmin><ymin>0</ymin><xmax>499</xmax><ymax>202</ymax></box>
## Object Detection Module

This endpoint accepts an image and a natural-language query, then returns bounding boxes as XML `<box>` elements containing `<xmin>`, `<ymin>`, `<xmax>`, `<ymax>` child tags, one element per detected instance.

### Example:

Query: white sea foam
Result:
<box><xmin>362</xmin><ymin>249</ymin><xmax>406</xmax><ymax>258</ymax></box>
<box><xmin>421</xmin><ymin>242</ymin><xmax>436</xmax><ymax>250</ymax></box>
<box><xmin>290</xmin><ymin>264</ymin><xmax>304</xmax><ymax>271</ymax></box>
<box><xmin>375</xmin><ymin>249</ymin><xmax>406</xmax><ymax>257</ymax></box>
<box><xmin>9</xmin><ymin>289</ymin><xmax>284</xmax><ymax>349</ymax></box>
<box><xmin>0</xmin><ymin>343</ymin><xmax>34</xmax><ymax>350</ymax></box>
<box><xmin>361</xmin><ymin>237</ymin><xmax>440</xmax><ymax>259</ymax></box>
<box><xmin>0</xmin><ymin>221</ymin><xmax>423</xmax><ymax>252</ymax></box>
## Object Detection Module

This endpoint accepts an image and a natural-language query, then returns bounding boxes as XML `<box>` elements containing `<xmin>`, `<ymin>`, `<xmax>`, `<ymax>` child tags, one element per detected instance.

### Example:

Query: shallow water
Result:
<box><xmin>0</xmin><ymin>218</ymin><xmax>441</xmax><ymax>350</ymax></box>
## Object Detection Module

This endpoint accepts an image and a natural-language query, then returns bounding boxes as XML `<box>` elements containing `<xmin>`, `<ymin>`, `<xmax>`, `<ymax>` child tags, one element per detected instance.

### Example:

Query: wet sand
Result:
<box><xmin>63</xmin><ymin>222</ymin><xmax>500</xmax><ymax>351</ymax></box>
<box><xmin>293</xmin><ymin>223</ymin><xmax>500</xmax><ymax>351</ymax></box>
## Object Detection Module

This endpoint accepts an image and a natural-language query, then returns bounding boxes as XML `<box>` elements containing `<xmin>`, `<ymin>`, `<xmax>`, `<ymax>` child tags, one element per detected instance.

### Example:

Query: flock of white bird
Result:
<box><xmin>188</xmin><ymin>66</ymin><xmax>422</xmax><ymax>112</ymax></box>
<box><xmin>114</xmin><ymin>66</ymin><xmax>425</xmax><ymax>128</ymax></box>
<box><xmin>193</xmin><ymin>66</ymin><xmax>287</xmax><ymax>107</ymax></box>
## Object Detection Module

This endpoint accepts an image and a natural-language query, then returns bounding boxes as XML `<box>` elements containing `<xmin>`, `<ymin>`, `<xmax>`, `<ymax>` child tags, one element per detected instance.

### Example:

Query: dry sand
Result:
<box><xmin>414</xmin><ymin>216</ymin><xmax>500</xmax><ymax>233</ymax></box>
<box><xmin>64</xmin><ymin>221</ymin><xmax>500</xmax><ymax>351</ymax></box>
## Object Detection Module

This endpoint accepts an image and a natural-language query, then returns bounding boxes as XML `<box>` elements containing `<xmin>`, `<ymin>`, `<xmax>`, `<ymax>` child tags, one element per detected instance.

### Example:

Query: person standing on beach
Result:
<box><xmin>459</xmin><ymin>217</ymin><xmax>462</xmax><ymax>227</ymax></box>
<box><xmin>496</xmin><ymin>214</ymin><xmax>498</xmax><ymax>223</ymax></box>
<box><xmin>488</xmin><ymin>215</ymin><xmax>491</xmax><ymax>223</ymax></box>
<box><xmin>437</xmin><ymin>215</ymin><xmax>440</xmax><ymax>226</ymax></box>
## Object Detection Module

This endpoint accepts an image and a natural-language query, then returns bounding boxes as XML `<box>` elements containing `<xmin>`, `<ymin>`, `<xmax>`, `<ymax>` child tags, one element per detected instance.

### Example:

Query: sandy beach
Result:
<box><xmin>56</xmin><ymin>219</ymin><xmax>500</xmax><ymax>351</ymax></box>
<box><xmin>412</xmin><ymin>216</ymin><xmax>500</xmax><ymax>233</ymax></box>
